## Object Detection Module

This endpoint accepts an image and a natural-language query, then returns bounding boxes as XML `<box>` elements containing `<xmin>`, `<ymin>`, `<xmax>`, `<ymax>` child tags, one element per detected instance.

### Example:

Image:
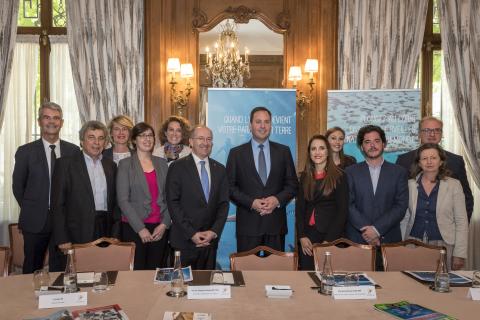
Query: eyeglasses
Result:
<box><xmin>192</xmin><ymin>137</ymin><xmax>212</xmax><ymax>143</ymax></box>
<box><xmin>112</xmin><ymin>126</ymin><xmax>129</xmax><ymax>133</ymax></box>
<box><xmin>138</xmin><ymin>133</ymin><xmax>155</xmax><ymax>139</ymax></box>
<box><xmin>421</xmin><ymin>128</ymin><xmax>442</xmax><ymax>135</ymax></box>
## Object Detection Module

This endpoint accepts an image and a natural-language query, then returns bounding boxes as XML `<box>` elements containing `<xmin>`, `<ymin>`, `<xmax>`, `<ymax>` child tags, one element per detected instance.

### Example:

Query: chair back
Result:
<box><xmin>381</xmin><ymin>239</ymin><xmax>444</xmax><ymax>271</ymax></box>
<box><xmin>8</xmin><ymin>224</ymin><xmax>24</xmax><ymax>272</ymax></box>
<box><xmin>312</xmin><ymin>238</ymin><xmax>376</xmax><ymax>271</ymax></box>
<box><xmin>72</xmin><ymin>238</ymin><xmax>135</xmax><ymax>272</ymax></box>
<box><xmin>230</xmin><ymin>246</ymin><xmax>298</xmax><ymax>271</ymax></box>
<box><xmin>0</xmin><ymin>246</ymin><xmax>10</xmax><ymax>276</ymax></box>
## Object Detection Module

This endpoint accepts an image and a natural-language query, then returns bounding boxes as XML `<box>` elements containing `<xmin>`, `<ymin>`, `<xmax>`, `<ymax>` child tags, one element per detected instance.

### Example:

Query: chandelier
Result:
<box><xmin>204</xmin><ymin>20</ymin><xmax>250</xmax><ymax>88</ymax></box>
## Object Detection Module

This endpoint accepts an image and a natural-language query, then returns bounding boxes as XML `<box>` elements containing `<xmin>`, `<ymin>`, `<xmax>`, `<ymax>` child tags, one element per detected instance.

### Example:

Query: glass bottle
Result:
<box><xmin>63</xmin><ymin>249</ymin><xmax>78</xmax><ymax>293</ymax></box>
<box><xmin>169</xmin><ymin>251</ymin><xmax>186</xmax><ymax>297</ymax></box>
<box><xmin>321</xmin><ymin>251</ymin><xmax>335</xmax><ymax>295</ymax></box>
<box><xmin>434</xmin><ymin>249</ymin><xmax>450</xmax><ymax>292</ymax></box>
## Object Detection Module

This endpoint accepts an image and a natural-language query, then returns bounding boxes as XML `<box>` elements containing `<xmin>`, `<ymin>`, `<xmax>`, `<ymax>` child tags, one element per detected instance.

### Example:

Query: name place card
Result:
<box><xmin>187</xmin><ymin>285</ymin><xmax>231</xmax><ymax>300</ymax></box>
<box><xmin>332</xmin><ymin>286</ymin><xmax>377</xmax><ymax>300</ymax></box>
<box><xmin>468</xmin><ymin>288</ymin><xmax>480</xmax><ymax>301</ymax></box>
<box><xmin>39</xmin><ymin>292</ymin><xmax>88</xmax><ymax>309</ymax></box>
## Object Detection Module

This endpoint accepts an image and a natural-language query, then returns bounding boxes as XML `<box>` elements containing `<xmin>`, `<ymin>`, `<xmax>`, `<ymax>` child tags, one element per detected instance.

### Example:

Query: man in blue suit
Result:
<box><xmin>345</xmin><ymin>125</ymin><xmax>408</xmax><ymax>247</ymax></box>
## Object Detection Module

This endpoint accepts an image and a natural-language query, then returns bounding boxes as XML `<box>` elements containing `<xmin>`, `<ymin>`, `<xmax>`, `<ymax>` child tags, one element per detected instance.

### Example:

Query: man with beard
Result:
<box><xmin>345</xmin><ymin>125</ymin><xmax>408</xmax><ymax>250</ymax></box>
<box><xmin>13</xmin><ymin>102</ymin><xmax>79</xmax><ymax>273</ymax></box>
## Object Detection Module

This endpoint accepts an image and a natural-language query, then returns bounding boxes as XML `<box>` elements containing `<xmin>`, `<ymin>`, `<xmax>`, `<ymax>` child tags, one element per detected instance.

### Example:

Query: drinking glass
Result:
<box><xmin>344</xmin><ymin>273</ymin><xmax>360</xmax><ymax>287</ymax></box>
<box><xmin>210</xmin><ymin>271</ymin><xmax>224</xmax><ymax>284</ymax></box>
<box><xmin>33</xmin><ymin>269</ymin><xmax>50</xmax><ymax>291</ymax></box>
<box><xmin>92</xmin><ymin>272</ymin><xmax>109</xmax><ymax>293</ymax></box>
<box><xmin>472</xmin><ymin>271</ymin><xmax>480</xmax><ymax>288</ymax></box>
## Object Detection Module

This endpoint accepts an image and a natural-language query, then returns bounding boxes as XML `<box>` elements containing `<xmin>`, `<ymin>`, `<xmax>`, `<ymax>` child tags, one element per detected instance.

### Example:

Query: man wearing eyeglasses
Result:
<box><xmin>51</xmin><ymin>121</ymin><xmax>117</xmax><ymax>270</ymax></box>
<box><xmin>396</xmin><ymin>116</ymin><xmax>473</xmax><ymax>221</ymax></box>
<box><xmin>166</xmin><ymin>125</ymin><xmax>229</xmax><ymax>270</ymax></box>
<box><xmin>13</xmin><ymin>102</ymin><xmax>80</xmax><ymax>274</ymax></box>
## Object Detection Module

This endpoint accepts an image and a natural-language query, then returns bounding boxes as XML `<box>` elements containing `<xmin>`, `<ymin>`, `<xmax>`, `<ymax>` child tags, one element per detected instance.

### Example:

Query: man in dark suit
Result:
<box><xmin>226</xmin><ymin>106</ymin><xmax>298</xmax><ymax>252</ymax></box>
<box><xmin>12</xmin><ymin>102</ymin><xmax>80</xmax><ymax>274</ymax></box>
<box><xmin>52</xmin><ymin>121</ymin><xmax>117</xmax><ymax>270</ymax></box>
<box><xmin>345</xmin><ymin>125</ymin><xmax>408</xmax><ymax>247</ymax></box>
<box><xmin>166</xmin><ymin>125</ymin><xmax>229</xmax><ymax>270</ymax></box>
<box><xmin>396</xmin><ymin>116</ymin><xmax>473</xmax><ymax>221</ymax></box>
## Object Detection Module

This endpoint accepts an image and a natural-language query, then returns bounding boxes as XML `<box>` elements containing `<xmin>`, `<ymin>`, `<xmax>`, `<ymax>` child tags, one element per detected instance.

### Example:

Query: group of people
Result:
<box><xmin>12</xmin><ymin>102</ymin><xmax>472</xmax><ymax>275</ymax></box>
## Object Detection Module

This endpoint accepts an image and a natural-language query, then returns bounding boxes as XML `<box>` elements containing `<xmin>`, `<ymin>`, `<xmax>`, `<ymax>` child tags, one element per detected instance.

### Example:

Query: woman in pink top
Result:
<box><xmin>117</xmin><ymin>122</ymin><xmax>171</xmax><ymax>270</ymax></box>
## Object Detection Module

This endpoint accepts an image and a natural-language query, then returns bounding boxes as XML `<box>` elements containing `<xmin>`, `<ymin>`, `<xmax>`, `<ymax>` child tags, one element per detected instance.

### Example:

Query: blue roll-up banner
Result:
<box><xmin>206</xmin><ymin>88</ymin><xmax>297</xmax><ymax>270</ymax></box>
<box><xmin>327</xmin><ymin>90</ymin><xmax>421</xmax><ymax>163</ymax></box>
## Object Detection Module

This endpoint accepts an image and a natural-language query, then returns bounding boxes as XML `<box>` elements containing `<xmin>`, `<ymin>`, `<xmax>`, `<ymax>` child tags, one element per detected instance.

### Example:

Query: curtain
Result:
<box><xmin>67</xmin><ymin>0</ymin><xmax>144</xmax><ymax>124</ymax></box>
<box><xmin>49</xmin><ymin>36</ymin><xmax>81</xmax><ymax>145</ymax></box>
<box><xmin>439</xmin><ymin>0</ymin><xmax>480</xmax><ymax>269</ymax></box>
<box><xmin>0</xmin><ymin>38</ymin><xmax>39</xmax><ymax>245</ymax></box>
<box><xmin>338</xmin><ymin>0</ymin><xmax>428</xmax><ymax>89</ymax></box>
<box><xmin>0</xmin><ymin>1</ymin><xmax>19</xmax><ymax>132</ymax></box>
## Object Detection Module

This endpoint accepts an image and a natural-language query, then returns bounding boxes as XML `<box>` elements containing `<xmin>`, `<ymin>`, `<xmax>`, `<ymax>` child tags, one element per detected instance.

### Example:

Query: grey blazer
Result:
<box><xmin>401</xmin><ymin>176</ymin><xmax>468</xmax><ymax>259</ymax></box>
<box><xmin>117</xmin><ymin>153</ymin><xmax>171</xmax><ymax>233</ymax></box>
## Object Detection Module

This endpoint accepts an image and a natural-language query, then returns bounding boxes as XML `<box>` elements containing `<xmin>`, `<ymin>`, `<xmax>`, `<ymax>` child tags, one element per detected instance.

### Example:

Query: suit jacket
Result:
<box><xmin>116</xmin><ymin>153</ymin><xmax>171</xmax><ymax>233</ymax></box>
<box><xmin>226</xmin><ymin>140</ymin><xmax>298</xmax><ymax>237</ymax></box>
<box><xmin>345</xmin><ymin>161</ymin><xmax>408</xmax><ymax>244</ymax></box>
<box><xmin>295</xmin><ymin>173</ymin><xmax>348</xmax><ymax>241</ymax></box>
<box><xmin>12</xmin><ymin>139</ymin><xmax>80</xmax><ymax>233</ymax></box>
<box><xmin>166</xmin><ymin>154</ymin><xmax>229</xmax><ymax>250</ymax></box>
<box><xmin>52</xmin><ymin>152</ymin><xmax>117</xmax><ymax>245</ymax></box>
<box><xmin>396</xmin><ymin>149</ymin><xmax>473</xmax><ymax>220</ymax></box>
<box><xmin>401</xmin><ymin>177</ymin><xmax>468</xmax><ymax>259</ymax></box>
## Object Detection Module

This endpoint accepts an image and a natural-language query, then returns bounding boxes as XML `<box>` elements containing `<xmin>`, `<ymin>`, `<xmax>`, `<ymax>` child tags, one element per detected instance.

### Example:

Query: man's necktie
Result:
<box><xmin>200</xmin><ymin>160</ymin><xmax>210</xmax><ymax>202</ymax></box>
<box><xmin>49</xmin><ymin>145</ymin><xmax>56</xmax><ymax>177</ymax></box>
<box><xmin>258</xmin><ymin>144</ymin><xmax>267</xmax><ymax>185</ymax></box>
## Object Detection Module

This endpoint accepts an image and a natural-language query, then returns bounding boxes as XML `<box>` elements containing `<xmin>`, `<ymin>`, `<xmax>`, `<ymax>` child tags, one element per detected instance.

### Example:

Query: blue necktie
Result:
<box><xmin>200</xmin><ymin>160</ymin><xmax>210</xmax><ymax>202</ymax></box>
<box><xmin>258</xmin><ymin>144</ymin><xmax>267</xmax><ymax>185</ymax></box>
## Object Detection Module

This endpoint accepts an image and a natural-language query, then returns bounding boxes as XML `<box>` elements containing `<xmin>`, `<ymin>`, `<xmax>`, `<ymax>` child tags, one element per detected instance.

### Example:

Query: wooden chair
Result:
<box><xmin>312</xmin><ymin>238</ymin><xmax>376</xmax><ymax>272</ymax></box>
<box><xmin>0</xmin><ymin>246</ymin><xmax>10</xmax><ymax>277</ymax></box>
<box><xmin>230</xmin><ymin>246</ymin><xmax>298</xmax><ymax>271</ymax></box>
<box><xmin>381</xmin><ymin>239</ymin><xmax>445</xmax><ymax>271</ymax></box>
<box><xmin>72</xmin><ymin>237</ymin><xmax>135</xmax><ymax>272</ymax></box>
<box><xmin>8</xmin><ymin>223</ymin><xmax>24</xmax><ymax>273</ymax></box>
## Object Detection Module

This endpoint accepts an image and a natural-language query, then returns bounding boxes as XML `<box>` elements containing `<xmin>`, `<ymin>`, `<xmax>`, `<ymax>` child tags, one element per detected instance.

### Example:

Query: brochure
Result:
<box><xmin>374</xmin><ymin>301</ymin><xmax>456</xmax><ymax>320</ymax></box>
<box><xmin>308</xmin><ymin>272</ymin><xmax>378</xmax><ymax>287</ymax></box>
<box><xmin>403</xmin><ymin>271</ymin><xmax>472</xmax><ymax>287</ymax></box>
<box><xmin>163</xmin><ymin>311</ymin><xmax>212</xmax><ymax>320</ymax></box>
<box><xmin>154</xmin><ymin>266</ymin><xmax>193</xmax><ymax>283</ymax></box>
<box><xmin>71</xmin><ymin>304</ymin><xmax>129</xmax><ymax>320</ymax></box>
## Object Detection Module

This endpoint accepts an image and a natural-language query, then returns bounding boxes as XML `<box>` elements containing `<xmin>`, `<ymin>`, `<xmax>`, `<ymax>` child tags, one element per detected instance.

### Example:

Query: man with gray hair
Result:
<box><xmin>52</xmin><ymin>120</ymin><xmax>117</xmax><ymax>270</ymax></box>
<box><xmin>13</xmin><ymin>102</ymin><xmax>80</xmax><ymax>273</ymax></box>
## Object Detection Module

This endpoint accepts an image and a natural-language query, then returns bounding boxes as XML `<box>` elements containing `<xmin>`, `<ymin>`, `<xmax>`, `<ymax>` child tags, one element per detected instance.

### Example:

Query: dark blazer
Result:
<box><xmin>226</xmin><ymin>140</ymin><xmax>298</xmax><ymax>237</ymax></box>
<box><xmin>166</xmin><ymin>154</ymin><xmax>229</xmax><ymax>250</ymax></box>
<box><xmin>295</xmin><ymin>173</ymin><xmax>348</xmax><ymax>241</ymax></box>
<box><xmin>396</xmin><ymin>149</ymin><xmax>473</xmax><ymax>220</ymax></box>
<box><xmin>345</xmin><ymin>161</ymin><xmax>408</xmax><ymax>244</ymax></box>
<box><xmin>340</xmin><ymin>155</ymin><xmax>357</xmax><ymax>169</ymax></box>
<box><xmin>51</xmin><ymin>152</ymin><xmax>117</xmax><ymax>245</ymax></box>
<box><xmin>12</xmin><ymin>139</ymin><xmax>80</xmax><ymax>233</ymax></box>
<box><xmin>116</xmin><ymin>153</ymin><xmax>171</xmax><ymax>233</ymax></box>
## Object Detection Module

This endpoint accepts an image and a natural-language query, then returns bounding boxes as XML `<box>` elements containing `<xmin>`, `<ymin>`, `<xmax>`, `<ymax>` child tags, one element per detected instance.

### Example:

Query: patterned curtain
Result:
<box><xmin>0</xmin><ymin>1</ymin><xmax>19</xmax><ymax>132</ymax></box>
<box><xmin>67</xmin><ymin>0</ymin><xmax>144</xmax><ymax>124</ymax></box>
<box><xmin>439</xmin><ymin>0</ymin><xmax>480</xmax><ymax>269</ymax></box>
<box><xmin>338</xmin><ymin>0</ymin><xmax>428</xmax><ymax>89</ymax></box>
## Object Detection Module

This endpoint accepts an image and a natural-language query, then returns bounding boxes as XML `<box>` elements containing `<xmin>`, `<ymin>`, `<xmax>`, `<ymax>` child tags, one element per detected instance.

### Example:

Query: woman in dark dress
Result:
<box><xmin>296</xmin><ymin>134</ymin><xmax>348</xmax><ymax>270</ymax></box>
<box><xmin>325</xmin><ymin>126</ymin><xmax>356</xmax><ymax>169</ymax></box>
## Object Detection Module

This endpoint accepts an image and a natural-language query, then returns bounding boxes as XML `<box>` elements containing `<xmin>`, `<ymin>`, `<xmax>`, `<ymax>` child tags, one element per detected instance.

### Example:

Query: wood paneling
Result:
<box><xmin>144</xmin><ymin>0</ymin><xmax>338</xmax><ymax>168</ymax></box>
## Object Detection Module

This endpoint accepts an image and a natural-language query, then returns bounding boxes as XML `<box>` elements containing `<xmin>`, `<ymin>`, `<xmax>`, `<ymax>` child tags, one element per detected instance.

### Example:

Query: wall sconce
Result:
<box><xmin>288</xmin><ymin>58</ymin><xmax>318</xmax><ymax>119</ymax></box>
<box><xmin>167</xmin><ymin>58</ymin><xmax>194</xmax><ymax>117</ymax></box>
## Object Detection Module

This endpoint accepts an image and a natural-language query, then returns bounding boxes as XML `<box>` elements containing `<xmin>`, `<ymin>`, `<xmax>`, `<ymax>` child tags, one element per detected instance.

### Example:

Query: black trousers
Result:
<box><xmin>298</xmin><ymin>226</ymin><xmax>327</xmax><ymax>271</ymax></box>
<box><xmin>175</xmin><ymin>246</ymin><xmax>218</xmax><ymax>270</ymax></box>
<box><xmin>121</xmin><ymin>222</ymin><xmax>169</xmax><ymax>270</ymax></box>
<box><xmin>236</xmin><ymin>234</ymin><xmax>285</xmax><ymax>253</ymax></box>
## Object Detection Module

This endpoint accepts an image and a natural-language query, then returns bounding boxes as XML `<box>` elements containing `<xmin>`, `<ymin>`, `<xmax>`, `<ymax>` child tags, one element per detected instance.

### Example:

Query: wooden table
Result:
<box><xmin>1</xmin><ymin>271</ymin><xmax>478</xmax><ymax>319</ymax></box>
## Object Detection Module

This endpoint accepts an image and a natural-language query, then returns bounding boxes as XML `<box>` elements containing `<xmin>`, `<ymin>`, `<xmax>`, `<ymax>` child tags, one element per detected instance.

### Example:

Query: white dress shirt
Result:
<box><xmin>192</xmin><ymin>152</ymin><xmax>211</xmax><ymax>187</ymax></box>
<box><xmin>83</xmin><ymin>152</ymin><xmax>108</xmax><ymax>211</ymax></box>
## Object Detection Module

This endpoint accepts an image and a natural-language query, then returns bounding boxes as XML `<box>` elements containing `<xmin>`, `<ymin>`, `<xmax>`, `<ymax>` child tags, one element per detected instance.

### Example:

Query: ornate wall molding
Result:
<box><xmin>192</xmin><ymin>5</ymin><xmax>290</xmax><ymax>34</ymax></box>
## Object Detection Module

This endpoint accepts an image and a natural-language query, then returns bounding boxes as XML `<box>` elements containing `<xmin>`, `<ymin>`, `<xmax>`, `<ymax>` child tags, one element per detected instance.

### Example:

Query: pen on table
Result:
<box><xmin>272</xmin><ymin>287</ymin><xmax>294</xmax><ymax>291</ymax></box>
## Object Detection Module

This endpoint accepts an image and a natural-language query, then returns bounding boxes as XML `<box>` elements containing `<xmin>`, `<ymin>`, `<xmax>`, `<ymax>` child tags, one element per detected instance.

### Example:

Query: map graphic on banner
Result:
<box><xmin>327</xmin><ymin>90</ymin><xmax>421</xmax><ymax>163</ymax></box>
<box><xmin>207</xmin><ymin>88</ymin><xmax>297</xmax><ymax>270</ymax></box>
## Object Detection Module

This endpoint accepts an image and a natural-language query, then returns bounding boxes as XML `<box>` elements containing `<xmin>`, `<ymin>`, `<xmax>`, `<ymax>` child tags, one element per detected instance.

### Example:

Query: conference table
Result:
<box><xmin>1</xmin><ymin>271</ymin><xmax>478</xmax><ymax>319</ymax></box>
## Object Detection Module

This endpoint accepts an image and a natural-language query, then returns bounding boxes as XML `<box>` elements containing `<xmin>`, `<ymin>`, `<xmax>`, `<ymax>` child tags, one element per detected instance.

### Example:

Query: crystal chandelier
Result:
<box><xmin>204</xmin><ymin>20</ymin><xmax>250</xmax><ymax>88</ymax></box>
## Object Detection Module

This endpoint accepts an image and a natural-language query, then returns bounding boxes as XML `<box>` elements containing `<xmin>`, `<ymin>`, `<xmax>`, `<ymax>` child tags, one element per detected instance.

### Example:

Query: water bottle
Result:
<box><xmin>63</xmin><ymin>249</ymin><xmax>78</xmax><ymax>293</ymax></box>
<box><xmin>321</xmin><ymin>251</ymin><xmax>335</xmax><ymax>295</ymax></box>
<box><xmin>434</xmin><ymin>249</ymin><xmax>450</xmax><ymax>292</ymax></box>
<box><xmin>170</xmin><ymin>251</ymin><xmax>186</xmax><ymax>297</ymax></box>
